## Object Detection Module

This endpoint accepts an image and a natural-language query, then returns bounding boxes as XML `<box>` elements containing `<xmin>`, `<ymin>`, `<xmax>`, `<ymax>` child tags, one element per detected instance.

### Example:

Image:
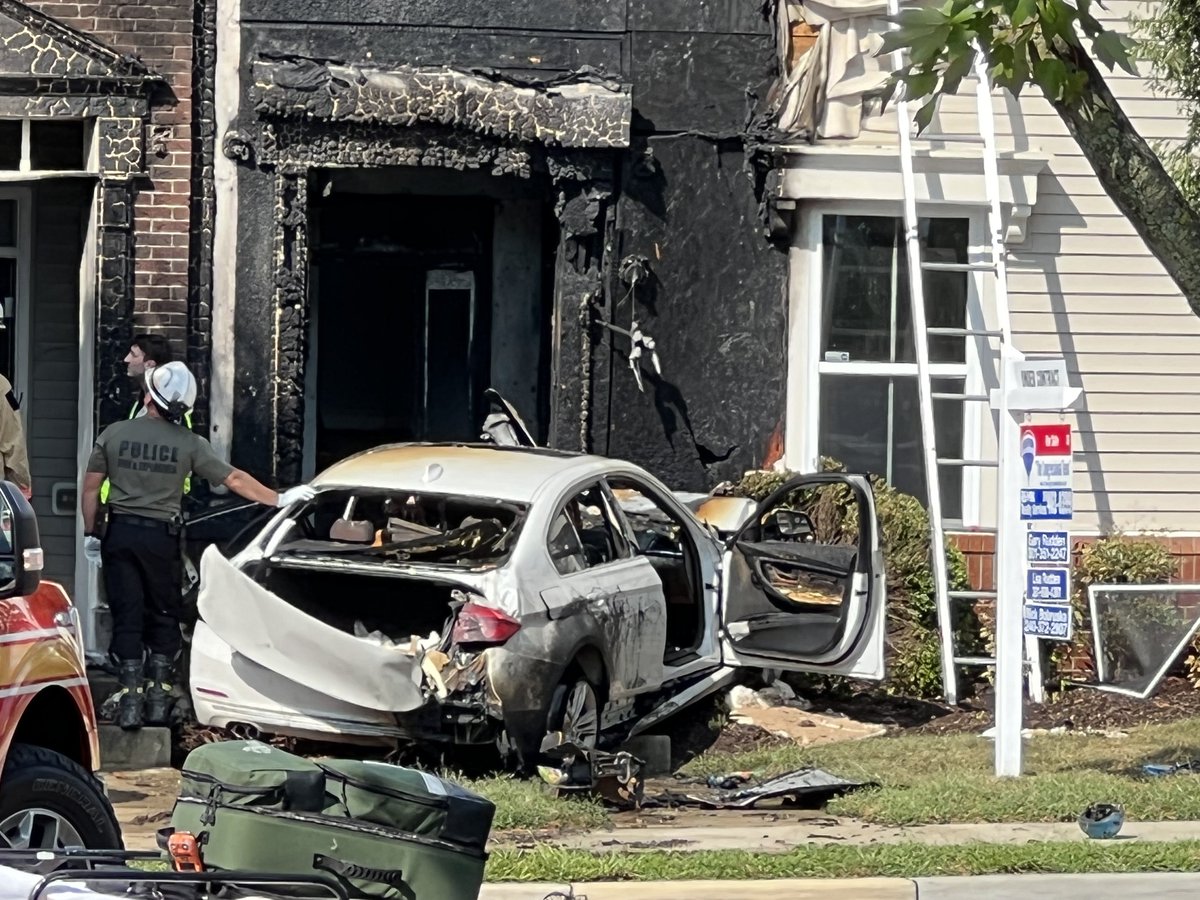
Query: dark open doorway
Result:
<box><xmin>311</xmin><ymin>194</ymin><xmax>491</xmax><ymax>470</ymax></box>
<box><xmin>306</xmin><ymin>171</ymin><xmax>555</xmax><ymax>476</ymax></box>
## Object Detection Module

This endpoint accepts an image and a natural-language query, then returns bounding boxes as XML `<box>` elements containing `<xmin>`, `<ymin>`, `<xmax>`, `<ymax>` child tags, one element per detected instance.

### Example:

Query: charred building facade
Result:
<box><xmin>213</xmin><ymin>0</ymin><xmax>791</xmax><ymax>493</ymax></box>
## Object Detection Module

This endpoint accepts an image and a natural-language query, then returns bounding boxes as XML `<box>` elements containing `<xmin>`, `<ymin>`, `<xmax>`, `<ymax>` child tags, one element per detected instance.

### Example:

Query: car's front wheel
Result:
<box><xmin>0</xmin><ymin>743</ymin><xmax>123</xmax><ymax>850</ymax></box>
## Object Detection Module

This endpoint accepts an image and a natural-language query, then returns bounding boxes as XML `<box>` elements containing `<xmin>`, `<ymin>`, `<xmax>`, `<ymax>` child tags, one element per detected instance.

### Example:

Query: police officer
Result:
<box><xmin>101</xmin><ymin>333</ymin><xmax>187</xmax><ymax>506</ymax></box>
<box><xmin>81</xmin><ymin>362</ymin><xmax>315</xmax><ymax>730</ymax></box>
<box><xmin>0</xmin><ymin>374</ymin><xmax>30</xmax><ymax>500</ymax></box>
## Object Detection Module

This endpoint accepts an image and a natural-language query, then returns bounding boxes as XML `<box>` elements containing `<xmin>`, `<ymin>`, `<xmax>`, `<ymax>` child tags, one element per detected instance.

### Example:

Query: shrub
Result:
<box><xmin>732</xmin><ymin>460</ymin><xmax>978</xmax><ymax>699</ymax></box>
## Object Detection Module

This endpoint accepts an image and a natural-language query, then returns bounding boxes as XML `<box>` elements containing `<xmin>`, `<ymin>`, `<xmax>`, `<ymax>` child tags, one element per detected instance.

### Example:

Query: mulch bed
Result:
<box><xmin>905</xmin><ymin>676</ymin><xmax>1200</xmax><ymax>736</ymax></box>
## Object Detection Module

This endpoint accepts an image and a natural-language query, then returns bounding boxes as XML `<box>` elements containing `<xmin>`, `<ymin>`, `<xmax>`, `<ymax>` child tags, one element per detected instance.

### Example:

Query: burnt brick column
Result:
<box><xmin>271</xmin><ymin>170</ymin><xmax>310</xmax><ymax>486</ymax></box>
<box><xmin>547</xmin><ymin>153</ymin><xmax>615</xmax><ymax>453</ymax></box>
<box><xmin>96</xmin><ymin>180</ymin><xmax>136</xmax><ymax>427</ymax></box>
<box><xmin>188</xmin><ymin>0</ymin><xmax>218</xmax><ymax>437</ymax></box>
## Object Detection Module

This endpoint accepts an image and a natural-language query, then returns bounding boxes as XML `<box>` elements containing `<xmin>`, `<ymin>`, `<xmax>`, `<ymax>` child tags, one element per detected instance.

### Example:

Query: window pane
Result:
<box><xmin>902</xmin><ymin>218</ymin><xmax>970</xmax><ymax>364</ymax></box>
<box><xmin>822</xmin><ymin>215</ymin><xmax>901</xmax><ymax>363</ymax></box>
<box><xmin>0</xmin><ymin>200</ymin><xmax>14</xmax><ymax>247</ymax></box>
<box><xmin>0</xmin><ymin>122</ymin><xmax>19</xmax><ymax>171</ymax></box>
<box><xmin>29</xmin><ymin>120</ymin><xmax>85</xmax><ymax>170</ymax></box>
<box><xmin>548</xmin><ymin>510</ymin><xmax>586</xmax><ymax>576</ymax></box>
<box><xmin>822</xmin><ymin>215</ymin><xmax>970</xmax><ymax>365</ymax></box>
<box><xmin>548</xmin><ymin>484</ymin><xmax>623</xmax><ymax>575</ymax></box>
<box><xmin>0</xmin><ymin>257</ymin><xmax>15</xmax><ymax>381</ymax></box>
<box><xmin>818</xmin><ymin>374</ymin><xmax>963</xmax><ymax>519</ymax></box>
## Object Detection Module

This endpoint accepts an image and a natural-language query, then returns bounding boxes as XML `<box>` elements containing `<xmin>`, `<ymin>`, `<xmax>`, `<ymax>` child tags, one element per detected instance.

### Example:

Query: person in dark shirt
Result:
<box><xmin>82</xmin><ymin>361</ymin><xmax>315</xmax><ymax>729</ymax></box>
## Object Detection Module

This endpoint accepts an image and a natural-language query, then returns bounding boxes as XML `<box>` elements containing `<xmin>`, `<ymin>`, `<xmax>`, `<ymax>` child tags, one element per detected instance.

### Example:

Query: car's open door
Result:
<box><xmin>719</xmin><ymin>473</ymin><xmax>885</xmax><ymax>679</ymax></box>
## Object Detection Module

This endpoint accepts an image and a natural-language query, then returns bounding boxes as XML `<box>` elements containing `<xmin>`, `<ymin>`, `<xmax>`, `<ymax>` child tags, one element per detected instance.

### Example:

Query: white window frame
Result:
<box><xmin>0</xmin><ymin>119</ymin><xmax>97</xmax><ymax>179</ymax></box>
<box><xmin>0</xmin><ymin>187</ymin><xmax>33</xmax><ymax>424</ymax></box>
<box><xmin>786</xmin><ymin>200</ymin><xmax>991</xmax><ymax>527</ymax></box>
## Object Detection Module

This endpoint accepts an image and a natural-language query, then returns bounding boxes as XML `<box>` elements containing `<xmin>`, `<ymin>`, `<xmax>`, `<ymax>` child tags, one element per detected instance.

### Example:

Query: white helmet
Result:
<box><xmin>145</xmin><ymin>361</ymin><xmax>197</xmax><ymax>422</ymax></box>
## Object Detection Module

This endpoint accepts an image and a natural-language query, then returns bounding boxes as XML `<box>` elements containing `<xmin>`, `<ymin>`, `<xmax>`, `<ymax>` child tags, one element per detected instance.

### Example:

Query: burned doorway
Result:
<box><xmin>304</xmin><ymin>168</ymin><xmax>555</xmax><ymax>476</ymax></box>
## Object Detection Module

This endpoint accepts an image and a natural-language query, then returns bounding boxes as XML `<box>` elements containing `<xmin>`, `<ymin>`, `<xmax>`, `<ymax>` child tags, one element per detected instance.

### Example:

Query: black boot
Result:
<box><xmin>144</xmin><ymin>653</ymin><xmax>176</xmax><ymax>726</ymax></box>
<box><xmin>117</xmin><ymin>659</ymin><xmax>145</xmax><ymax>731</ymax></box>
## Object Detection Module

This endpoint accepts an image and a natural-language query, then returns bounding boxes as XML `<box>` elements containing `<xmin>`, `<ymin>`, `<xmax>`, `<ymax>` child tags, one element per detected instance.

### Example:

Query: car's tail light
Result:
<box><xmin>452</xmin><ymin>603</ymin><xmax>521</xmax><ymax>645</ymax></box>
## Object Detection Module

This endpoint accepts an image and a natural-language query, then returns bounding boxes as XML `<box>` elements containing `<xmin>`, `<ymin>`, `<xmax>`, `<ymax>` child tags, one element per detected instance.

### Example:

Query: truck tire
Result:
<box><xmin>0</xmin><ymin>743</ymin><xmax>123</xmax><ymax>850</ymax></box>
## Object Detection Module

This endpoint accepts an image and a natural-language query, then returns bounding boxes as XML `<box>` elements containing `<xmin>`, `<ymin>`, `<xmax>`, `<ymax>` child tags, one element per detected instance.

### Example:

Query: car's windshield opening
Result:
<box><xmin>273</xmin><ymin>489</ymin><xmax>528</xmax><ymax>567</ymax></box>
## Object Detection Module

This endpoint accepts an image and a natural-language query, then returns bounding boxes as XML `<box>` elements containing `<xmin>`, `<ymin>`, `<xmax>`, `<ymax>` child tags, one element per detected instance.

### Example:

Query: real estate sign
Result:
<box><xmin>1019</xmin><ymin>423</ymin><xmax>1074</xmax><ymax>641</ymax></box>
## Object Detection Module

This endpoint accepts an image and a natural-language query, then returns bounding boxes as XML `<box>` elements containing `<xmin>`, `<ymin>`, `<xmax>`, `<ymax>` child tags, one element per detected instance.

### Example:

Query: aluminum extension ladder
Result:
<box><xmin>885</xmin><ymin>15</ymin><xmax>1043</xmax><ymax>706</ymax></box>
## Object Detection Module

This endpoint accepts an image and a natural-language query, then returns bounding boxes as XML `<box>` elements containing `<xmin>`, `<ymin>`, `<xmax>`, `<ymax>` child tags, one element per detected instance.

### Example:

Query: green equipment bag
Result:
<box><xmin>177</xmin><ymin>739</ymin><xmax>327</xmax><ymax>814</ymax></box>
<box><xmin>318</xmin><ymin>759</ymin><xmax>495</xmax><ymax>854</ymax></box>
<box><xmin>170</xmin><ymin>742</ymin><xmax>493</xmax><ymax>900</ymax></box>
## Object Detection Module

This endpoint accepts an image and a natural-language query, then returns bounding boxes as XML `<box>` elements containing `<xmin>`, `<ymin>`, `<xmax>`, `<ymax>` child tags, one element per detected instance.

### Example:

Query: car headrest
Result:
<box><xmin>330</xmin><ymin>518</ymin><xmax>375</xmax><ymax>543</ymax></box>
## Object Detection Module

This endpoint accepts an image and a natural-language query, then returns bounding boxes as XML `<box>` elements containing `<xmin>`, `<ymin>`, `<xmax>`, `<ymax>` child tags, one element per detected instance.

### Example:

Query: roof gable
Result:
<box><xmin>0</xmin><ymin>0</ymin><xmax>153</xmax><ymax>82</ymax></box>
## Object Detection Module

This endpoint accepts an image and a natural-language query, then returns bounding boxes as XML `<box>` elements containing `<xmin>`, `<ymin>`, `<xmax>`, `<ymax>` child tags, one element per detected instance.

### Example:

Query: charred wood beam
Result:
<box><xmin>249</xmin><ymin>58</ymin><xmax>632</xmax><ymax>149</ymax></box>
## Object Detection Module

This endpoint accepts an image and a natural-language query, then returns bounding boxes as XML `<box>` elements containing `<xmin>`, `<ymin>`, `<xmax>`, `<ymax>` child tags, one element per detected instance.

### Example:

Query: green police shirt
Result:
<box><xmin>87</xmin><ymin>416</ymin><xmax>234</xmax><ymax>521</ymax></box>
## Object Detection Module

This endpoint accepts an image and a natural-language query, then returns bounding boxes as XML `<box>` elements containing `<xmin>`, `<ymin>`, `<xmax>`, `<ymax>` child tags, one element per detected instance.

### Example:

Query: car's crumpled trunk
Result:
<box><xmin>198</xmin><ymin>547</ymin><xmax>477</xmax><ymax>712</ymax></box>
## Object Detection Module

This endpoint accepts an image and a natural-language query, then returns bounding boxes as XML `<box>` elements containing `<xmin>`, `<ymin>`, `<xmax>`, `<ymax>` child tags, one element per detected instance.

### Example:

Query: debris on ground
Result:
<box><xmin>729</xmin><ymin>706</ymin><xmax>886</xmax><ymax>746</ymax></box>
<box><xmin>1143</xmin><ymin>759</ymin><xmax>1200</xmax><ymax>777</ymax></box>
<box><xmin>979</xmin><ymin>725</ymin><xmax>1129</xmax><ymax>740</ymax></box>
<box><xmin>705</xmin><ymin>771</ymin><xmax>757</xmax><ymax>790</ymax></box>
<box><xmin>721</xmin><ymin>680</ymin><xmax>885</xmax><ymax>748</ymax></box>
<box><xmin>538</xmin><ymin>741</ymin><xmax>645</xmax><ymax>810</ymax></box>
<box><xmin>726</xmin><ymin>681</ymin><xmax>812</xmax><ymax>711</ymax></box>
<box><xmin>1078</xmin><ymin>802</ymin><xmax>1125</xmax><ymax>839</ymax></box>
<box><xmin>648</xmin><ymin>767</ymin><xmax>873</xmax><ymax>811</ymax></box>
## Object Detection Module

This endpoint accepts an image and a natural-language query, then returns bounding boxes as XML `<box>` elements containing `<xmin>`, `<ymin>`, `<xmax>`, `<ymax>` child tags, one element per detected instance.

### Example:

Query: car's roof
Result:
<box><xmin>309</xmin><ymin>443</ymin><xmax>625</xmax><ymax>503</ymax></box>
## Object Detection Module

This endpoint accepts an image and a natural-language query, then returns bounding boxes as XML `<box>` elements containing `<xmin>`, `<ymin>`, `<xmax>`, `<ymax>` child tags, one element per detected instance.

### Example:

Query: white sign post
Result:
<box><xmin>993</xmin><ymin>354</ymin><xmax>1081</xmax><ymax>778</ymax></box>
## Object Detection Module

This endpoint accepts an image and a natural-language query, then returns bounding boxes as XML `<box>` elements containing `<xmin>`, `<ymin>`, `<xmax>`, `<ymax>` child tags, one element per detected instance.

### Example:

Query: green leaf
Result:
<box><xmin>947</xmin><ymin>0</ymin><xmax>978</xmax><ymax>25</ymax></box>
<box><xmin>940</xmin><ymin>46</ymin><xmax>977</xmax><ymax>96</ymax></box>
<box><xmin>1011</xmin><ymin>0</ymin><xmax>1037</xmax><ymax>28</ymax></box>
<box><xmin>879</xmin><ymin>76</ymin><xmax>900</xmax><ymax>111</ymax></box>
<box><xmin>897</xmin><ymin>6</ymin><xmax>953</xmax><ymax>27</ymax></box>
<box><xmin>914</xmin><ymin>99</ymin><xmax>938</xmax><ymax>133</ymax></box>
<box><xmin>905</xmin><ymin>70</ymin><xmax>939</xmax><ymax>99</ymax></box>
<box><xmin>878</xmin><ymin>26</ymin><xmax>932</xmax><ymax>58</ymax></box>
<box><xmin>1092</xmin><ymin>29</ymin><xmax>1138</xmax><ymax>75</ymax></box>
<box><xmin>1034</xmin><ymin>55</ymin><xmax>1069</xmax><ymax>100</ymax></box>
<box><xmin>909</xmin><ymin>25</ymin><xmax>954</xmax><ymax>65</ymax></box>
<box><xmin>1038</xmin><ymin>0</ymin><xmax>1080</xmax><ymax>45</ymax></box>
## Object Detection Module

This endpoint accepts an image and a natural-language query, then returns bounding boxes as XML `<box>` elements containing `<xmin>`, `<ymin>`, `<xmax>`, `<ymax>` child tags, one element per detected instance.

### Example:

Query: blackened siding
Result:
<box><xmin>235</xmin><ymin>0</ymin><xmax>788</xmax><ymax>491</ymax></box>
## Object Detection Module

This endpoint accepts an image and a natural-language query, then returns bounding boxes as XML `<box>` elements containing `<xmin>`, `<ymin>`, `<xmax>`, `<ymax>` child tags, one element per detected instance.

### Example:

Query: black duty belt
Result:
<box><xmin>109</xmin><ymin>514</ymin><xmax>177</xmax><ymax>531</ymax></box>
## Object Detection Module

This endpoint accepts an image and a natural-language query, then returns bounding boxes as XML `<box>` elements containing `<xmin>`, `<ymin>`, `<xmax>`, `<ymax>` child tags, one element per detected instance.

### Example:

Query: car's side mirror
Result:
<box><xmin>764</xmin><ymin>508</ymin><xmax>815</xmax><ymax>542</ymax></box>
<box><xmin>0</xmin><ymin>480</ymin><xmax>43</xmax><ymax>598</ymax></box>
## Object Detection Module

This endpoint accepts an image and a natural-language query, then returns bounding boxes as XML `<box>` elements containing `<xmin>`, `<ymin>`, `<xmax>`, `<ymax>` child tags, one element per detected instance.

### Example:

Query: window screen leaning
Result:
<box><xmin>1084</xmin><ymin>584</ymin><xmax>1200</xmax><ymax>698</ymax></box>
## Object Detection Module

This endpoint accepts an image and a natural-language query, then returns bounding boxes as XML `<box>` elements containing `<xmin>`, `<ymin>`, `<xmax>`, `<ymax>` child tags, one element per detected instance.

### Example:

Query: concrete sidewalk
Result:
<box><xmin>480</xmin><ymin>873</ymin><xmax>1200</xmax><ymax>899</ymax></box>
<box><xmin>517</xmin><ymin>818</ymin><xmax>1200</xmax><ymax>854</ymax></box>
<box><xmin>480</xmin><ymin>879</ymin><xmax>913</xmax><ymax>899</ymax></box>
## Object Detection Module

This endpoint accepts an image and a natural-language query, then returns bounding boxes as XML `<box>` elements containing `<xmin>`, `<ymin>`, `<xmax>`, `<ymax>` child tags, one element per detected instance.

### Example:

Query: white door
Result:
<box><xmin>719</xmin><ymin>473</ymin><xmax>886</xmax><ymax>679</ymax></box>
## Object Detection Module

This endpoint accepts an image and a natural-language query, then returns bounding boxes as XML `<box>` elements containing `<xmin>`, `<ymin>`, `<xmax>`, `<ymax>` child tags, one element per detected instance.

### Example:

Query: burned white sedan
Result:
<box><xmin>191</xmin><ymin>444</ymin><xmax>887</xmax><ymax>766</ymax></box>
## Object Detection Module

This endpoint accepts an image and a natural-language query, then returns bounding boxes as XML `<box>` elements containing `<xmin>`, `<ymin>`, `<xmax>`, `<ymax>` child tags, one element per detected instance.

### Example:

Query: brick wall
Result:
<box><xmin>27</xmin><ymin>1</ymin><xmax>193</xmax><ymax>353</ymax></box>
<box><xmin>952</xmin><ymin>533</ymin><xmax>1200</xmax><ymax>593</ymax></box>
<box><xmin>952</xmin><ymin>532</ymin><xmax>1200</xmax><ymax>680</ymax></box>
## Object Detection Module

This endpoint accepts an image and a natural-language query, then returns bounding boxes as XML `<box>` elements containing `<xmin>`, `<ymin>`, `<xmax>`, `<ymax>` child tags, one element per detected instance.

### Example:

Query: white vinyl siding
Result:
<box><xmin>796</xmin><ymin>0</ymin><xmax>1200</xmax><ymax>531</ymax></box>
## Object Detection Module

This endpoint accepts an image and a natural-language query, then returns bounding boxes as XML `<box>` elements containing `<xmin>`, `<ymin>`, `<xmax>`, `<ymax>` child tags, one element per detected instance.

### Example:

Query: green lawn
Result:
<box><xmin>459</xmin><ymin>773</ymin><xmax>609</xmax><ymax>832</ymax></box>
<box><xmin>682</xmin><ymin>716</ymin><xmax>1200</xmax><ymax>825</ymax></box>
<box><xmin>486</xmin><ymin>841</ymin><xmax>1200</xmax><ymax>882</ymax></box>
<box><xmin>463</xmin><ymin>717</ymin><xmax>1200</xmax><ymax>834</ymax></box>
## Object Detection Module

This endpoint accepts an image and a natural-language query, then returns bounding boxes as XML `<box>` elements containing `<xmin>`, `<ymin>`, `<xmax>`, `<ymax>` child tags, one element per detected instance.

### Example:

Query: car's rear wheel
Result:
<box><xmin>0</xmin><ymin>744</ymin><xmax>122</xmax><ymax>850</ymax></box>
<box><xmin>546</xmin><ymin>676</ymin><xmax>600</xmax><ymax>750</ymax></box>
